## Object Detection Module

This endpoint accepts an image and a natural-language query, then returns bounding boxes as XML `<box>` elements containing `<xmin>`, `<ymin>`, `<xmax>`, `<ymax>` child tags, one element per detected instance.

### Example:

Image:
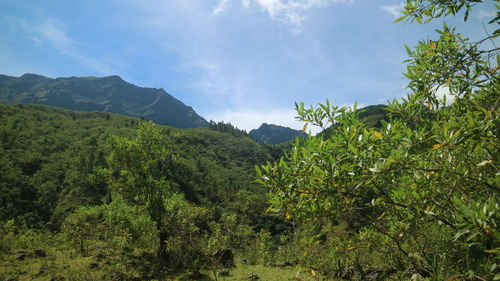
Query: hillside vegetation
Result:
<box><xmin>0</xmin><ymin>103</ymin><xmax>277</xmax><ymax>228</ymax></box>
<box><xmin>0</xmin><ymin>103</ymin><xmax>298</xmax><ymax>280</ymax></box>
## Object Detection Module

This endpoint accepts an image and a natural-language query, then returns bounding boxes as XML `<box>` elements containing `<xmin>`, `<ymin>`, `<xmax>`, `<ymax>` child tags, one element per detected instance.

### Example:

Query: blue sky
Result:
<box><xmin>0</xmin><ymin>0</ymin><xmax>496</xmax><ymax>131</ymax></box>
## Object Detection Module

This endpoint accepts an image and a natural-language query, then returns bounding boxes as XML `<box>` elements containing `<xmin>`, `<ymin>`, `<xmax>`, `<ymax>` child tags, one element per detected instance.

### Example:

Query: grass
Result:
<box><xmin>0</xmin><ymin>247</ymin><xmax>322</xmax><ymax>281</ymax></box>
<box><xmin>175</xmin><ymin>264</ymin><xmax>319</xmax><ymax>281</ymax></box>
<box><xmin>220</xmin><ymin>264</ymin><xmax>318</xmax><ymax>281</ymax></box>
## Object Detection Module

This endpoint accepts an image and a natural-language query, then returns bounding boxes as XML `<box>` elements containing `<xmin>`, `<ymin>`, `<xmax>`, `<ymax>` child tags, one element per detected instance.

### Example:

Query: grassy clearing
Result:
<box><xmin>176</xmin><ymin>264</ymin><xmax>319</xmax><ymax>281</ymax></box>
<box><xmin>0</xmin><ymin>248</ymin><xmax>323</xmax><ymax>281</ymax></box>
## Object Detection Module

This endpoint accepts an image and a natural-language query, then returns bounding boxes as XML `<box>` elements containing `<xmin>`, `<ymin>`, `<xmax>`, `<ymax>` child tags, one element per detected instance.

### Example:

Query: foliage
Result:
<box><xmin>0</xmin><ymin>102</ymin><xmax>285</xmax><ymax>275</ymax></box>
<box><xmin>318</xmin><ymin>104</ymin><xmax>389</xmax><ymax>139</ymax></box>
<box><xmin>163</xmin><ymin>193</ymin><xmax>212</xmax><ymax>271</ymax></box>
<box><xmin>103</xmin><ymin>200</ymin><xmax>156</xmax><ymax>249</ymax></box>
<box><xmin>0</xmin><ymin>104</ymin><xmax>137</xmax><ymax>228</ymax></box>
<box><xmin>98</xmin><ymin>121</ymin><xmax>178</xmax><ymax>258</ymax></box>
<box><xmin>244</xmin><ymin>229</ymin><xmax>275</xmax><ymax>266</ymax></box>
<box><xmin>396</xmin><ymin>0</ymin><xmax>499</xmax><ymax>26</ymax></box>
<box><xmin>209</xmin><ymin>120</ymin><xmax>248</xmax><ymax>137</ymax></box>
<box><xmin>0</xmin><ymin>103</ymin><xmax>275</xmax><ymax>233</ymax></box>
<box><xmin>207</xmin><ymin>213</ymin><xmax>254</xmax><ymax>252</ymax></box>
<box><xmin>258</xmin><ymin>1</ymin><xmax>499</xmax><ymax>279</ymax></box>
<box><xmin>60</xmin><ymin>206</ymin><xmax>108</xmax><ymax>252</ymax></box>
<box><xmin>59</xmin><ymin>200</ymin><xmax>160</xmax><ymax>254</ymax></box>
<box><xmin>0</xmin><ymin>219</ymin><xmax>53</xmax><ymax>254</ymax></box>
<box><xmin>0</xmin><ymin>220</ymin><xmax>16</xmax><ymax>252</ymax></box>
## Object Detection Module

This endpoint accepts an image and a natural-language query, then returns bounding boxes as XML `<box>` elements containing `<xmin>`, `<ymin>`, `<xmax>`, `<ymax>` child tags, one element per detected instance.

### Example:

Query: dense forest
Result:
<box><xmin>0</xmin><ymin>103</ymin><xmax>298</xmax><ymax>280</ymax></box>
<box><xmin>1</xmin><ymin>1</ymin><xmax>498</xmax><ymax>281</ymax></box>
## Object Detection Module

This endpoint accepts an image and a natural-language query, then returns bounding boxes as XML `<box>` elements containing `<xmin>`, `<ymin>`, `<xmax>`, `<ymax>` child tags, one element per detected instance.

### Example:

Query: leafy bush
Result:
<box><xmin>244</xmin><ymin>229</ymin><xmax>275</xmax><ymax>265</ymax></box>
<box><xmin>60</xmin><ymin>206</ymin><xmax>107</xmax><ymax>252</ymax></box>
<box><xmin>0</xmin><ymin>220</ymin><xmax>17</xmax><ymax>252</ymax></box>
<box><xmin>207</xmin><ymin>213</ymin><xmax>254</xmax><ymax>253</ymax></box>
<box><xmin>163</xmin><ymin>193</ymin><xmax>212</xmax><ymax>270</ymax></box>
<box><xmin>103</xmin><ymin>200</ymin><xmax>156</xmax><ymax>249</ymax></box>
<box><xmin>258</xmin><ymin>1</ymin><xmax>499</xmax><ymax>279</ymax></box>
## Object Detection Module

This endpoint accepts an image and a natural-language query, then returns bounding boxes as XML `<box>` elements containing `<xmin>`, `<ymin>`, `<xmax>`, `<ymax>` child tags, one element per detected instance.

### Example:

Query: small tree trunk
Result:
<box><xmin>156</xmin><ymin>224</ymin><xmax>168</xmax><ymax>260</ymax></box>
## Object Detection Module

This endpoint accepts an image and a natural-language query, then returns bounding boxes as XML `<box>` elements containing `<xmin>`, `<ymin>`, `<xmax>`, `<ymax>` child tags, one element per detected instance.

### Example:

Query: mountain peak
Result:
<box><xmin>250</xmin><ymin>123</ymin><xmax>305</xmax><ymax>144</ymax></box>
<box><xmin>103</xmin><ymin>75</ymin><xmax>123</xmax><ymax>81</ymax></box>
<box><xmin>21</xmin><ymin>73</ymin><xmax>47</xmax><ymax>80</ymax></box>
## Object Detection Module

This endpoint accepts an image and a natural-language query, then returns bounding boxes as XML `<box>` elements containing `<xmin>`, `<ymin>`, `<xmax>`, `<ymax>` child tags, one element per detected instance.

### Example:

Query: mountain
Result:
<box><xmin>249</xmin><ymin>123</ymin><xmax>306</xmax><ymax>145</ymax></box>
<box><xmin>0</xmin><ymin>73</ymin><xmax>208</xmax><ymax>128</ymax></box>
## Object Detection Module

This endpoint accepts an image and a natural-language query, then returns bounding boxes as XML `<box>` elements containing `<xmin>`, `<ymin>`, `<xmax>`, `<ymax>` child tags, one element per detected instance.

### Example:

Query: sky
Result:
<box><xmin>0</xmin><ymin>0</ymin><xmax>496</xmax><ymax>132</ymax></box>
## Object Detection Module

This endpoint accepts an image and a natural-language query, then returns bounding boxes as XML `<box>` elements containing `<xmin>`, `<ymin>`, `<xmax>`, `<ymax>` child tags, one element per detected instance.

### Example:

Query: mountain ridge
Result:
<box><xmin>0</xmin><ymin>73</ymin><xmax>209</xmax><ymax>129</ymax></box>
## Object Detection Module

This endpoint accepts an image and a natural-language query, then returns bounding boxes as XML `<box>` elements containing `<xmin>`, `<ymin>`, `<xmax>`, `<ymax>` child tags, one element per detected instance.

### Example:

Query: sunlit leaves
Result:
<box><xmin>101</xmin><ymin>121</ymin><xmax>177</xmax><ymax>257</ymax></box>
<box><xmin>398</xmin><ymin>0</ymin><xmax>486</xmax><ymax>24</ymax></box>
<box><xmin>258</xmin><ymin>1</ymin><xmax>499</xmax><ymax>277</ymax></box>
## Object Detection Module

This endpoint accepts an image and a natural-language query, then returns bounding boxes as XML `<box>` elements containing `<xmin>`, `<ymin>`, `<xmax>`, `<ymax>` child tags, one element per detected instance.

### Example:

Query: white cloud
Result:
<box><xmin>126</xmin><ymin>0</ymin><xmax>366</xmax><ymax>123</ymax></box>
<box><xmin>34</xmin><ymin>18</ymin><xmax>115</xmax><ymax>74</ymax></box>
<box><xmin>213</xmin><ymin>0</ymin><xmax>231</xmax><ymax>15</ymax></box>
<box><xmin>434</xmin><ymin>85</ymin><xmax>455</xmax><ymax>106</ymax></box>
<box><xmin>253</xmin><ymin>0</ymin><xmax>353</xmax><ymax>25</ymax></box>
<box><xmin>381</xmin><ymin>3</ymin><xmax>404</xmax><ymax>19</ymax></box>
<box><xmin>187</xmin><ymin>62</ymin><xmax>231</xmax><ymax>97</ymax></box>
<box><xmin>241</xmin><ymin>0</ymin><xmax>251</xmax><ymax>8</ymax></box>
<box><xmin>212</xmin><ymin>0</ymin><xmax>352</xmax><ymax>26</ymax></box>
<box><xmin>37</xmin><ymin>19</ymin><xmax>71</xmax><ymax>50</ymax></box>
<box><xmin>477</xmin><ymin>9</ymin><xmax>496</xmax><ymax>20</ymax></box>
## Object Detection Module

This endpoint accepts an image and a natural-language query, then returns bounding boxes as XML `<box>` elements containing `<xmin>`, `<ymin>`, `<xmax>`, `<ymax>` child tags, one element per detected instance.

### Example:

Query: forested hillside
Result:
<box><xmin>0</xmin><ymin>103</ymin><xmax>277</xmax><ymax>229</ymax></box>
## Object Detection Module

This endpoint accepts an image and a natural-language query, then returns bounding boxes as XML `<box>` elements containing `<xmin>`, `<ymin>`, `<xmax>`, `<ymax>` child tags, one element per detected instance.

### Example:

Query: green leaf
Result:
<box><xmin>255</xmin><ymin>166</ymin><xmax>262</xmax><ymax>177</ymax></box>
<box><xmin>404</xmin><ymin>45</ymin><xmax>412</xmax><ymax>56</ymax></box>
<box><xmin>302</xmin><ymin>123</ymin><xmax>309</xmax><ymax>133</ymax></box>
<box><xmin>477</xmin><ymin>160</ymin><xmax>493</xmax><ymax>167</ymax></box>
<box><xmin>394</xmin><ymin>14</ymin><xmax>407</xmax><ymax>23</ymax></box>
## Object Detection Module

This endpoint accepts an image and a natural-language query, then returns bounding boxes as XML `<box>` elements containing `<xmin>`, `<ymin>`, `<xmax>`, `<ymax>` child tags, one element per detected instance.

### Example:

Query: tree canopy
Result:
<box><xmin>258</xmin><ymin>0</ymin><xmax>499</xmax><ymax>279</ymax></box>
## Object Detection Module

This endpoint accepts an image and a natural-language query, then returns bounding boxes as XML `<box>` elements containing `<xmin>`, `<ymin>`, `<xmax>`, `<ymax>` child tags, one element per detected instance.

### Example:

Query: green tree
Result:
<box><xmin>100</xmin><ymin>121</ymin><xmax>176</xmax><ymax>259</ymax></box>
<box><xmin>61</xmin><ymin>206</ymin><xmax>107</xmax><ymax>252</ymax></box>
<box><xmin>258</xmin><ymin>1</ymin><xmax>498</xmax><ymax>278</ymax></box>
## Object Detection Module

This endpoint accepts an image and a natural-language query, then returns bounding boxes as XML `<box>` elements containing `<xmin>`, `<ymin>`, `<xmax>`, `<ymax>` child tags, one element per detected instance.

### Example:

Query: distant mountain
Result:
<box><xmin>249</xmin><ymin>105</ymin><xmax>389</xmax><ymax>145</ymax></box>
<box><xmin>0</xmin><ymin>73</ymin><xmax>208</xmax><ymax>128</ymax></box>
<box><xmin>249</xmin><ymin>123</ymin><xmax>305</xmax><ymax>144</ymax></box>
